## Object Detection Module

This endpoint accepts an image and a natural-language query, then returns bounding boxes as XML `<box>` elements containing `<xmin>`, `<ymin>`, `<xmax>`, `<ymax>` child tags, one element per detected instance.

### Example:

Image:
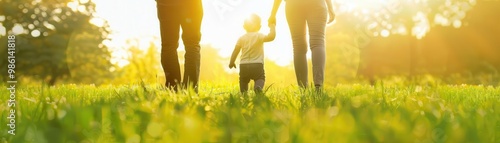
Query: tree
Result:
<box><xmin>113</xmin><ymin>40</ymin><xmax>163</xmax><ymax>84</ymax></box>
<box><xmin>330</xmin><ymin>0</ymin><xmax>477</xmax><ymax>81</ymax></box>
<box><xmin>0</xmin><ymin>0</ymin><xmax>112</xmax><ymax>85</ymax></box>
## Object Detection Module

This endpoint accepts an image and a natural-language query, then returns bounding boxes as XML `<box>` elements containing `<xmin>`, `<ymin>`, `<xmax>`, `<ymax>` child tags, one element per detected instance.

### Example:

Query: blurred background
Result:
<box><xmin>0</xmin><ymin>0</ymin><xmax>499</xmax><ymax>86</ymax></box>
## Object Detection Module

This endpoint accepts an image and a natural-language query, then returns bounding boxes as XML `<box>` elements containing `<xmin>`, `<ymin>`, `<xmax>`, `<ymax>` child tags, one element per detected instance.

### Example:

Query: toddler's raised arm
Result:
<box><xmin>263</xmin><ymin>24</ymin><xmax>276</xmax><ymax>42</ymax></box>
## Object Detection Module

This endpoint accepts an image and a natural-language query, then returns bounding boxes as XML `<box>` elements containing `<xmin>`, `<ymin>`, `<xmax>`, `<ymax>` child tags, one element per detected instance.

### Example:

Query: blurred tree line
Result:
<box><xmin>0</xmin><ymin>0</ymin><xmax>114</xmax><ymax>85</ymax></box>
<box><xmin>329</xmin><ymin>0</ymin><xmax>500</xmax><ymax>85</ymax></box>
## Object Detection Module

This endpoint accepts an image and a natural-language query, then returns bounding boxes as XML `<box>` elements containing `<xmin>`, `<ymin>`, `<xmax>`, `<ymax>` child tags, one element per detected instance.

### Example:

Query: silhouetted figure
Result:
<box><xmin>156</xmin><ymin>0</ymin><xmax>203</xmax><ymax>92</ymax></box>
<box><xmin>229</xmin><ymin>14</ymin><xmax>276</xmax><ymax>93</ymax></box>
<box><xmin>269</xmin><ymin>0</ymin><xmax>335</xmax><ymax>89</ymax></box>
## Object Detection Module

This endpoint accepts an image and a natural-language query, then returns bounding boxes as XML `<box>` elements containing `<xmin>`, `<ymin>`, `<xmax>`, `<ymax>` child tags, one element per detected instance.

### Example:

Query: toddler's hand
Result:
<box><xmin>268</xmin><ymin>16</ymin><xmax>276</xmax><ymax>27</ymax></box>
<box><xmin>229</xmin><ymin>63</ymin><xmax>236</xmax><ymax>69</ymax></box>
<box><xmin>268</xmin><ymin>23</ymin><xmax>276</xmax><ymax>28</ymax></box>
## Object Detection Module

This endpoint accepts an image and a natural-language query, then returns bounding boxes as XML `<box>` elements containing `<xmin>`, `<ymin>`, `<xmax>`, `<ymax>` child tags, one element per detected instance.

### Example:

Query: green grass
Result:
<box><xmin>1</xmin><ymin>82</ymin><xmax>499</xmax><ymax>143</ymax></box>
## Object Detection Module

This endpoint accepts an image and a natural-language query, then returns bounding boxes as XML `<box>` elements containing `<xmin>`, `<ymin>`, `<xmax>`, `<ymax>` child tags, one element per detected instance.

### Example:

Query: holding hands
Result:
<box><xmin>268</xmin><ymin>15</ymin><xmax>276</xmax><ymax>27</ymax></box>
<box><xmin>269</xmin><ymin>23</ymin><xmax>276</xmax><ymax>28</ymax></box>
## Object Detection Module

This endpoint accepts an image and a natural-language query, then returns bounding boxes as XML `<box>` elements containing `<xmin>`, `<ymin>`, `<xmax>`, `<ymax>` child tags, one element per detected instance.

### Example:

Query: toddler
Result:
<box><xmin>229</xmin><ymin>14</ymin><xmax>276</xmax><ymax>93</ymax></box>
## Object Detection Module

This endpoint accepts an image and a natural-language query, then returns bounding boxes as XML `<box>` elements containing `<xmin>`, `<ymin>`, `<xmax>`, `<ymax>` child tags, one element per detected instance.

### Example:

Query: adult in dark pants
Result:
<box><xmin>156</xmin><ymin>0</ymin><xmax>203</xmax><ymax>92</ymax></box>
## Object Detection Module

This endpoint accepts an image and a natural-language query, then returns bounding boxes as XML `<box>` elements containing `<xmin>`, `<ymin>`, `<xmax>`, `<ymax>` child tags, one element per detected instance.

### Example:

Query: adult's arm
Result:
<box><xmin>268</xmin><ymin>0</ymin><xmax>282</xmax><ymax>26</ymax></box>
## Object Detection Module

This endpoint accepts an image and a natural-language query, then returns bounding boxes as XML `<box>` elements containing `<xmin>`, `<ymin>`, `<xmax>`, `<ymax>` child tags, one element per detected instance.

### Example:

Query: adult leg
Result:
<box><xmin>307</xmin><ymin>1</ymin><xmax>327</xmax><ymax>88</ymax></box>
<box><xmin>157</xmin><ymin>1</ymin><xmax>181</xmax><ymax>90</ymax></box>
<box><xmin>286</xmin><ymin>2</ymin><xmax>309</xmax><ymax>88</ymax></box>
<box><xmin>181</xmin><ymin>0</ymin><xmax>204</xmax><ymax>91</ymax></box>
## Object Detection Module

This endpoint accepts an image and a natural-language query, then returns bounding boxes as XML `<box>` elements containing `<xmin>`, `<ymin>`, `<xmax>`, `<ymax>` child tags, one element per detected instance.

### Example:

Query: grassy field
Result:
<box><xmin>1</xmin><ymin>82</ymin><xmax>499</xmax><ymax>143</ymax></box>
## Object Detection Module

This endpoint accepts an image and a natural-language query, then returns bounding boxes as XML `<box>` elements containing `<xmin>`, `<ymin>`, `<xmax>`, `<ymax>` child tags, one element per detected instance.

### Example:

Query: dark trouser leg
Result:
<box><xmin>157</xmin><ymin>2</ymin><xmax>181</xmax><ymax>89</ymax></box>
<box><xmin>240</xmin><ymin>80</ymin><xmax>250</xmax><ymax>93</ymax></box>
<box><xmin>286</xmin><ymin>2</ymin><xmax>309</xmax><ymax>88</ymax></box>
<box><xmin>307</xmin><ymin>1</ymin><xmax>327</xmax><ymax>88</ymax></box>
<box><xmin>181</xmin><ymin>1</ymin><xmax>203</xmax><ymax>91</ymax></box>
<box><xmin>239</xmin><ymin>64</ymin><xmax>250</xmax><ymax>93</ymax></box>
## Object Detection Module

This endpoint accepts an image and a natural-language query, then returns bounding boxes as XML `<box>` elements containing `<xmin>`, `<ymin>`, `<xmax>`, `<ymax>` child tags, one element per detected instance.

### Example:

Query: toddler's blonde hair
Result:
<box><xmin>244</xmin><ymin>14</ymin><xmax>261</xmax><ymax>32</ymax></box>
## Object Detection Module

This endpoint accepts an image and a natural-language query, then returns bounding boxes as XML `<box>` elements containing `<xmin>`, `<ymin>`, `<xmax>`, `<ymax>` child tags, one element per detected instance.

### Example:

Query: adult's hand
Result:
<box><xmin>328</xmin><ymin>11</ymin><xmax>336</xmax><ymax>24</ymax></box>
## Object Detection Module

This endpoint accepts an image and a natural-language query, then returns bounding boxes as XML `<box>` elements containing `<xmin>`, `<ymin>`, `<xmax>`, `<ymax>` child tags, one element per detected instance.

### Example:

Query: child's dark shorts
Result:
<box><xmin>239</xmin><ymin>63</ymin><xmax>265</xmax><ymax>82</ymax></box>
